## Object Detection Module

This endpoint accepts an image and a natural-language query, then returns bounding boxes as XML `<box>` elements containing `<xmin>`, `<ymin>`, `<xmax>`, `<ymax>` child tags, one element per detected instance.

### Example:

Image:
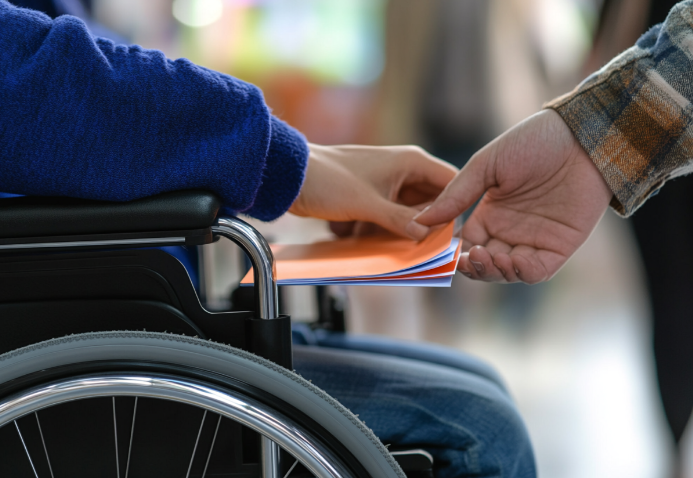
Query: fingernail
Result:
<box><xmin>497</xmin><ymin>265</ymin><xmax>506</xmax><ymax>277</ymax></box>
<box><xmin>514</xmin><ymin>267</ymin><xmax>520</xmax><ymax>275</ymax></box>
<box><xmin>413</xmin><ymin>205</ymin><xmax>431</xmax><ymax>221</ymax></box>
<box><xmin>405</xmin><ymin>220</ymin><xmax>430</xmax><ymax>240</ymax></box>
<box><xmin>470</xmin><ymin>260</ymin><xmax>485</xmax><ymax>273</ymax></box>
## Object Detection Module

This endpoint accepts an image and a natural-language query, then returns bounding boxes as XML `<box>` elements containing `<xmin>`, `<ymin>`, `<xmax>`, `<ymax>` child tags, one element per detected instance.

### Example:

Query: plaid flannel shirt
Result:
<box><xmin>546</xmin><ymin>1</ymin><xmax>693</xmax><ymax>216</ymax></box>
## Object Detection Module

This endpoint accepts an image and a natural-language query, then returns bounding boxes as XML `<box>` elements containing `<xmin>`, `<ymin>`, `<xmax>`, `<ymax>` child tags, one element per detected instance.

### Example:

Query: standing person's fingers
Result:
<box><xmin>457</xmin><ymin>253</ymin><xmax>474</xmax><ymax>279</ymax></box>
<box><xmin>507</xmin><ymin>246</ymin><xmax>565</xmax><ymax>284</ymax></box>
<box><xmin>491</xmin><ymin>253</ymin><xmax>521</xmax><ymax>282</ymax></box>
<box><xmin>507</xmin><ymin>252</ymin><xmax>549</xmax><ymax>285</ymax></box>
<box><xmin>468</xmin><ymin>246</ymin><xmax>506</xmax><ymax>282</ymax></box>
<box><xmin>483</xmin><ymin>240</ymin><xmax>518</xmax><ymax>282</ymax></box>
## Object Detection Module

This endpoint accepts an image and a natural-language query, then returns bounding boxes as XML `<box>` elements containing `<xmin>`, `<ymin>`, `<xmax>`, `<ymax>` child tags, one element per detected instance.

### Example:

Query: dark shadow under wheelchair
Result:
<box><xmin>0</xmin><ymin>191</ymin><xmax>434</xmax><ymax>478</ymax></box>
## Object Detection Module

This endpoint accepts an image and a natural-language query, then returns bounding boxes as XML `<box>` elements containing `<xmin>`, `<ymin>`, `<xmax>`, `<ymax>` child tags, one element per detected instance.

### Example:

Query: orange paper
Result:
<box><xmin>242</xmin><ymin>221</ymin><xmax>455</xmax><ymax>283</ymax></box>
<box><xmin>338</xmin><ymin>239</ymin><xmax>462</xmax><ymax>282</ymax></box>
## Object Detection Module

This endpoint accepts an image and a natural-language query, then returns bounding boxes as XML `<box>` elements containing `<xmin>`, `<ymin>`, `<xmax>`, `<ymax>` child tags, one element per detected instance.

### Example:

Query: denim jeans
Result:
<box><xmin>292</xmin><ymin>327</ymin><xmax>537</xmax><ymax>478</ymax></box>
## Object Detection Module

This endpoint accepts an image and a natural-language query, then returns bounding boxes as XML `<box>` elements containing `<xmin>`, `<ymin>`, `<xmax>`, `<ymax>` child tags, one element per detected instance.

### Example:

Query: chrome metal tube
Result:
<box><xmin>0</xmin><ymin>375</ymin><xmax>349</xmax><ymax>478</ymax></box>
<box><xmin>212</xmin><ymin>217</ymin><xmax>281</xmax><ymax>474</ymax></box>
<box><xmin>211</xmin><ymin>217</ymin><xmax>278</xmax><ymax>320</ymax></box>
<box><xmin>261</xmin><ymin>436</ymin><xmax>282</xmax><ymax>478</ymax></box>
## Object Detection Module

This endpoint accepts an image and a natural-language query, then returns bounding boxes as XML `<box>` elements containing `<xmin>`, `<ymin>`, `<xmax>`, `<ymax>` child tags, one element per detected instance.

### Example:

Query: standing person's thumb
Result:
<box><xmin>409</xmin><ymin>155</ymin><xmax>491</xmax><ymax>229</ymax></box>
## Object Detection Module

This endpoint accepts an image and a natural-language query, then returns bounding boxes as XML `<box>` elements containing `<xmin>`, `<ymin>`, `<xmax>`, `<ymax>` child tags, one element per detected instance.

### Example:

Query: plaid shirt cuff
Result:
<box><xmin>546</xmin><ymin>1</ymin><xmax>693</xmax><ymax>217</ymax></box>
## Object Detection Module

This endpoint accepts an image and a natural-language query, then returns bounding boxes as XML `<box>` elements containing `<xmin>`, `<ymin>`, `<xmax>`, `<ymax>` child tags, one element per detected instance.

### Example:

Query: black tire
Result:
<box><xmin>0</xmin><ymin>331</ymin><xmax>404</xmax><ymax>478</ymax></box>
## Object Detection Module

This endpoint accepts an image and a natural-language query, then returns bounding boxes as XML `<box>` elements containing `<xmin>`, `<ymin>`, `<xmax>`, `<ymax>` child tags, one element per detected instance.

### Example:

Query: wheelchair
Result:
<box><xmin>0</xmin><ymin>190</ymin><xmax>434</xmax><ymax>478</ymax></box>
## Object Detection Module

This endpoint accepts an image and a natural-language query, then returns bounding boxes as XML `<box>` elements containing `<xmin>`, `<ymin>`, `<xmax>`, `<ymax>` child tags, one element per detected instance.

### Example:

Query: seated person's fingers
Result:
<box><xmin>330</xmin><ymin>221</ymin><xmax>394</xmax><ymax>238</ymax></box>
<box><xmin>364</xmin><ymin>198</ymin><xmax>431</xmax><ymax>240</ymax></box>
<box><xmin>403</xmin><ymin>147</ymin><xmax>459</xmax><ymax>190</ymax></box>
<box><xmin>352</xmin><ymin>221</ymin><xmax>389</xmax><ymax>237</ymax></box>
<box><xmin>397</xmin><ymin>185</ymin><xmax>440</xmax><ymax>207</ymax></box>
<box><xmin>331</xmin><ymin>202</ymin><xmax>435</xmax><ymax>239</ymax></box>
<box><xmin>329</xmin><ymin>221</ymin><xmax>356</xmax><ymax>238</ymax></box>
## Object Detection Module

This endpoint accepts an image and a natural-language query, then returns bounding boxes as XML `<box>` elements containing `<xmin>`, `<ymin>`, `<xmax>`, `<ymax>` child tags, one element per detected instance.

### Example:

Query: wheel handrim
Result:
<box><xmin>0</xmin><ymin>373</ymin><xmax>353</xmax><ymax>478</ymax></box>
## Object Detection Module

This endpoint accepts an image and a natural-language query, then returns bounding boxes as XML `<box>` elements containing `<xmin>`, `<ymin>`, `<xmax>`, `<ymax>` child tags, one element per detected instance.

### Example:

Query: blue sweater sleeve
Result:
<box><xmin>0</xmin><ymin>0</ymin><xmax>308</xmax><ymax>221</ymax></box>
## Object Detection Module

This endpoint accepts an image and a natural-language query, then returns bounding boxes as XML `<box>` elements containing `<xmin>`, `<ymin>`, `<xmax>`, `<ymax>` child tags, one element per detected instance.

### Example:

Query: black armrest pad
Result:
<box><xmin>0</xmin><ymin>190</ymin><xmax>221</xmax><ymax>239</ymax></box>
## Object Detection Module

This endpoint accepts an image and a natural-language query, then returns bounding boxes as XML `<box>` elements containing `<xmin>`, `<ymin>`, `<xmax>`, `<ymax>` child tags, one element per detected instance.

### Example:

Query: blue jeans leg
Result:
<box><xmin>293</xmin><ymin>345</ymin><xmax>536</xmax><ymax>478</ymax></box>
<box><xmin>292</xmin><ymin>326</ymin><xmax>508</xmax><ymax>393</ymax></box>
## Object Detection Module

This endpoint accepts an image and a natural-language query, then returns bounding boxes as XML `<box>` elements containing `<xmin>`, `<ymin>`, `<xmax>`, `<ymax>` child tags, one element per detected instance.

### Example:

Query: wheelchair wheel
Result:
<box><xmin>0</xmin><ymin>331</ymin><xmax>405</xmax><ymax>478</ymax></box>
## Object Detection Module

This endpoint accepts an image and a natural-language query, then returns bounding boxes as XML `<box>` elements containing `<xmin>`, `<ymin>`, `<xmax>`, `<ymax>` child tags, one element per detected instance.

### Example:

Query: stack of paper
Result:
<box><xmin>241</xmin><ymin>221</ymin><xmax>461</xmax><ymax>287</ymax></box>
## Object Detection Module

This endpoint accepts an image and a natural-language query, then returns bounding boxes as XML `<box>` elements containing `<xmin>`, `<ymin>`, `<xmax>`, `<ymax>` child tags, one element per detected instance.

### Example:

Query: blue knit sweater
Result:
<box><xmin>0</xmin><ymin>0</ymin><xmax>309</xmax><ymax>221</ymax></box>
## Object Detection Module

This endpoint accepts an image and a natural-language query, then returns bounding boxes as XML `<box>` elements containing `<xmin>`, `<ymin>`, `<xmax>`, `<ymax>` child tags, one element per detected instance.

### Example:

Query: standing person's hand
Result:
<box><xmin>411</xmin><ymin>109</ymin><xmax>613</xmax><ymax>284</ymax></box>
<box><xmin>290</xmin><ymin>144</ymin><xmax>458</xmax><ymax>240</ymax></box>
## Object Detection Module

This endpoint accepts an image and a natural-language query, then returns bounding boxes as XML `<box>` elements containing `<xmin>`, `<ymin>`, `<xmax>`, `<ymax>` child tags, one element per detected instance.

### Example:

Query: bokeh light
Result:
<box><xmin>172</xmin><ymin>0</ymin><xmax>223</xmax><ymax>28</ymax></box>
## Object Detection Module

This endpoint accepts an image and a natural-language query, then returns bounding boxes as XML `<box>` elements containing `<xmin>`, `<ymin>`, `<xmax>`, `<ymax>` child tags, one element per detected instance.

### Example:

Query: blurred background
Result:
<box><xmin>85</xmin><ymin>0</ymin><xmax>689</xmax><ymax>476</ymax></box>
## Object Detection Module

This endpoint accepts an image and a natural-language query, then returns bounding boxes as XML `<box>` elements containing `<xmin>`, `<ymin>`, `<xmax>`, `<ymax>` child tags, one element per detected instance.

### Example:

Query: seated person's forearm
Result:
<box><xmin>0</xmin><ymin>0</ymin><xmax>308</xmax><ymax>221</ymax></box>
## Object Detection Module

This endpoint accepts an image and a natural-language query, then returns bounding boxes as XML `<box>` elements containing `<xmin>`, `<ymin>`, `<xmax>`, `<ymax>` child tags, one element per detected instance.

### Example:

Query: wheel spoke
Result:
<box><xmin>0</xmin><ymin>371</ymin><xmax>354</xmax><ymax>478</ymax></box>
<box><xmin>113</xmin><ymin>397</ymin><xmax>121</xmax><ymax>478</ymax></box>
<box><xmin>201</xmin><ymin>414</ymin><xmax>222</xmax><ymax>478</ymax></box>
<box><xmin>15</xmin><ymin>420</ymin><xmax>39</xmax><ymax>478</ymax></box>
<box><xmin>35</xmin><ymin>412</ymin><xmax>55</xmax><ymax>478</ymax></box>
<box><xmin>124</xmin><ymin>397</ymin><xmax>137</xmax><ymax>478</ymax></box>
<box><xmin>186</xmin><ymin>409</ymin><xmax>207</xmax><ymax>478</ymax></box>
<box><xmin>283</xmin><ymin>459</ymin><xmax>300</xmax><ymax>478</ymax></box>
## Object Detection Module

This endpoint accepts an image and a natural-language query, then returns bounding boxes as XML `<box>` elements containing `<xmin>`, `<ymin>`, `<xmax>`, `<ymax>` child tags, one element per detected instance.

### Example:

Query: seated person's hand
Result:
<box><xmin>412</xmin><ymin>109</ymin><xmax>613</xmax><ymax>284</ymax></box>
<box><xmin>289</xmin><ymin>144</ymin><xmax>458</xmax><ymax>240</ymax></box>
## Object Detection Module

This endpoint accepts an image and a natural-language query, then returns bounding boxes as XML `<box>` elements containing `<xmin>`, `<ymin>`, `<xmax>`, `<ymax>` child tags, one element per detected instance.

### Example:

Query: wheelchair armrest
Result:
<box><xmin>0</xmin><ymin>190</ymin><xmax>278</xmax><ymax>321</ymax></box>
<box><xmin>0</xmin><ymin>190</ymin><xmax>220</xmax><ymax>239</ymax></box>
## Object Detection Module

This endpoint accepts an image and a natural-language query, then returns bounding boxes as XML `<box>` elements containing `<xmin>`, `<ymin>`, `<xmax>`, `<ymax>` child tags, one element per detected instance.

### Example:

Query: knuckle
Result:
<box><xmin>408</xmin><ymin>144</ymin><xmax>426</xmax><ymax>155</ymax></box>
<box><xmin>398</xmin><ymin>144</ymin><xmax>426</xmax><ymax>159</ymax></box>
